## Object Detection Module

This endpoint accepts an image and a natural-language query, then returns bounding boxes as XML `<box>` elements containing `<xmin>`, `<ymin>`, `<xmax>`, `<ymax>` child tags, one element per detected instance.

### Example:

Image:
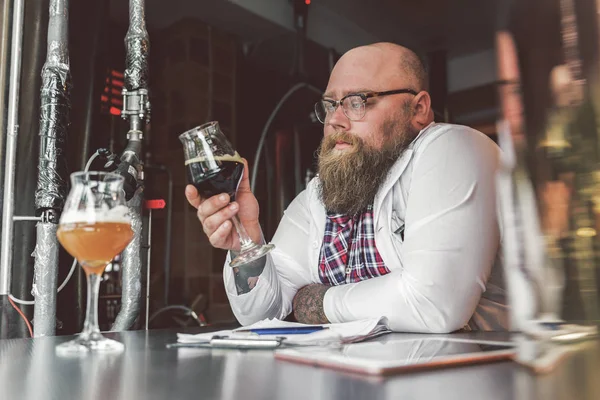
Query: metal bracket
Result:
<box><xmin>40</xmin><ymin>209</ymin><xmax>59</xmax><ymax>224</ymax></box>
<box><xmin>13</xmin><ymin>209</ymin><xmax>59</xmax><ymax>224</ymax></box>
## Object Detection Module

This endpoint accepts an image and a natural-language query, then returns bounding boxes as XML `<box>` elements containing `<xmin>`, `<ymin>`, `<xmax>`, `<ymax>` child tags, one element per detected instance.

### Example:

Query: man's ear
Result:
<box><xmin>410</xmin><ymin>91</ymin><xmax>432</xmax><ymax>130</ymax></box>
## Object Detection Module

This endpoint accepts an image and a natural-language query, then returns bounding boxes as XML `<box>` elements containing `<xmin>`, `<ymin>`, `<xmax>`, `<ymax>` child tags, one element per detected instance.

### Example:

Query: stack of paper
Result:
<box><xmin>177</xmin><ymin>317</ymin><xmax>391</xmax><ymax>346</ymax></box>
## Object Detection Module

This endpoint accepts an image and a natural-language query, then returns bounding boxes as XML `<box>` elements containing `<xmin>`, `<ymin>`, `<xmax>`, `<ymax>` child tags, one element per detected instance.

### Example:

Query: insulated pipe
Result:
<box><xmin>34</xmin><ymin>1</ymin><xmax>70</xmax><ymax>210</ymax></box>
<box><xmin>118</xmin><ymin>0</ymin><xmax>149</xmax><ymax>200</ymax></box>
<box><xmin>112</xmin><ymin>0</ymin><xmax>150</xmax><ymax>331</ymax></box>
<box><xmin>32</xmin><ymin>0</ymin><xmax>71</xmax><ymax>337</ymax></box>
<box><xmin>0</xmin><ymin>0</ymin><xmax>25</xmax><ymax>296</ymax></box>
<box><xmin>116</xmin><ymin>0</ymin><xmax>149</xmax><ymax>201</ymax></box>
<box><xmin>124</xmin><ymin>0</ymin><xmax>149</xmax><ymax>92</ymax></box>
<box><xmin>111</xmin><ymin>191</ymin><xmax>143</xmax><ymax>331</ymax></box>
<box><xmin>32</xmin><ymin>223</ymin><xmax>59</xmax><ymax>336</ymax></box>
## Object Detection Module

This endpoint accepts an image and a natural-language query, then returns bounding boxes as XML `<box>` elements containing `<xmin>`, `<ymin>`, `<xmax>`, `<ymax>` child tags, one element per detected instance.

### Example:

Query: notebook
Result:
<box><xmin>176</xmin><ymin>317</ymin><xmax>391</xmax><ymax>347</ymax></box>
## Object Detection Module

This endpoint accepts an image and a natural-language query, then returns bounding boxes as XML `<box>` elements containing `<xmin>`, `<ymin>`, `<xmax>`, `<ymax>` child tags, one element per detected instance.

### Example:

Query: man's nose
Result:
<box><xmin>326</xmin><ymin>105</ymin><xmax>351</xmax><ymax>132</ymax></box>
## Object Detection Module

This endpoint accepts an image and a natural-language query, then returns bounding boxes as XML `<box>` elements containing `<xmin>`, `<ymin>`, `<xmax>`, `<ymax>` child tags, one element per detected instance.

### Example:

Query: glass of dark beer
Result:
<box><xmin>179</xmin><ymin>121</ymin><xmax>275</xmax><ymax>267</ymax></box>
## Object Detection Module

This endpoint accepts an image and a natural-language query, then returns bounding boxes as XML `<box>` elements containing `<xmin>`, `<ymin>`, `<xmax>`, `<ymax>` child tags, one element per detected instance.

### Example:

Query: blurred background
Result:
<box><xmin>2</xmin><ymin>0</ymin><xmax>599</xmax><ymax>336</ymax></box>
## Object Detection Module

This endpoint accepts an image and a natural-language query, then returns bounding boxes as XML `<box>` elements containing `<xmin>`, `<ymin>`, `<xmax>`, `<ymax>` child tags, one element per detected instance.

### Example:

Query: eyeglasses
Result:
<box><xmin>314</xmin><ymin>89</ymin><xmax>418</xmax><ymax>124</ymax></box>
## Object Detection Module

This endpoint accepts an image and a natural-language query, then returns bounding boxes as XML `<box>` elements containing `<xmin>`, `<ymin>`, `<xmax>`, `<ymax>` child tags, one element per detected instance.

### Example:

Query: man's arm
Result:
<box><xmin>292</xmin><ymin>284</ymin><xmax>330</xmax><ymax>324</ymax></box>
<box><xmin>223</xmin><ymin>187</ymin><xmax>315</xmax><ymax>325</ymax></box>
<box><xmin>322</xmin><ymin>128</ymin><xmax>502</xmax><ymax>333</ymax></box>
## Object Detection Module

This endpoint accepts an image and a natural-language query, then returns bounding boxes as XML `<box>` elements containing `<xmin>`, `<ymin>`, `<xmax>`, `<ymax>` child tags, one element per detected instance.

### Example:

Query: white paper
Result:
<box><xmin>177</xmin><ymin>317</ymin><xmax>391</xmax><ymax>346</ymax></box>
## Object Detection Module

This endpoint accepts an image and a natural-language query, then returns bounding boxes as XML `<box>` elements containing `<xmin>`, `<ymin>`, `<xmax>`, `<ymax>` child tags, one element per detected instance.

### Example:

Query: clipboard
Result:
<box><xmin>275</xmin><ymin>336</ymin><xmax>515</xmax><ymax>376</ymax></box>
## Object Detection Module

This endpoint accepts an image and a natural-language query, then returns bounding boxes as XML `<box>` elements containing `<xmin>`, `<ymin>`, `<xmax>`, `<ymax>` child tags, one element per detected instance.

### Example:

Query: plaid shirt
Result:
<box><xmin>318</xmin><ymin>204</ymin><xmax>390</xmax><ymax>285</ymax></box>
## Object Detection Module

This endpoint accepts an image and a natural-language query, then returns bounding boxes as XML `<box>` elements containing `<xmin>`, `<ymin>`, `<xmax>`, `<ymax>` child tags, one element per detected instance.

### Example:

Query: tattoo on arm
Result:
<box><xmin>231</xmin><ymin>252</ymin><xmax>266</xmax><ymax>295</ymax></box>
<box><xmin>292</xmin><ymin>284</ymin><xmax>330</xmax><ymax>324</ymax></box>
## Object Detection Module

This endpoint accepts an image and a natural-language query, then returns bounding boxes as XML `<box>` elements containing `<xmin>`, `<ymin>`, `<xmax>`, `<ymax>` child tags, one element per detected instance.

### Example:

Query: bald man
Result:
<box><xmin>186</xmin><ymin>42</ymin><xmax>508</xmax><ymax>333</ymax></box>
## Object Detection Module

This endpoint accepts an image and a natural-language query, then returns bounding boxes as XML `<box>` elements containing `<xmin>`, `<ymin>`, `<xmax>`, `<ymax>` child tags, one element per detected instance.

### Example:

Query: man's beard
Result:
<box><xmin>317</xmin><ymin>117</ymin><xmax>418</xmax><ymax>216</ymax></box>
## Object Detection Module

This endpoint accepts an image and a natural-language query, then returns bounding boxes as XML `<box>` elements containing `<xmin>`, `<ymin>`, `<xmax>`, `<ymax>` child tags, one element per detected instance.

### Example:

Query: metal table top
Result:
<box><xmin>0</xmin><ymin>328</ymin><xmax>598</xmax><ymax>400</ymax></box>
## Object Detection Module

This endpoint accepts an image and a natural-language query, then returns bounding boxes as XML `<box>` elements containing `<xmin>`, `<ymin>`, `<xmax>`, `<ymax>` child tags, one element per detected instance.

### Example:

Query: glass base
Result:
<box><xmin>229</xmin><ymin>243</ymin><xmax>275</xmax><ymax>268</ymax></box>
<box><xmin>522</xmin><ymin>319</ymin><xmax>598</xmax><ymax>342</ymax></box>
<box><xmin>56</xmin><ymin>331</ymin><xmax>124</xmax><ymax>354</ymax></box>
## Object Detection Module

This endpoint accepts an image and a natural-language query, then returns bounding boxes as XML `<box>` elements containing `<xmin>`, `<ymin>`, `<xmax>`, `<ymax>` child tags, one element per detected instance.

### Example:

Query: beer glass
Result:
<box><xmin>179</xmin><ymin>121</ymin><xmax>274</xmax><ymax>267</ymax></box>
<box><xmin>56</xmin><ymin>171</ymin><xmax>133</xmax><ymax>352</ymax></box>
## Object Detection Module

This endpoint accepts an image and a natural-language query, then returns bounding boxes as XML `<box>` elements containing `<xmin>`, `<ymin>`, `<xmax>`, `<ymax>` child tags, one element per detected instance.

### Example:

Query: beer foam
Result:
<box><xmin>60</xmin><ymin>205</ymin><xmax>132</xmax><ymax>224</ymax></box>
<box><xmin>184</xmin><ymin>151</ymin><xmax>243</xmax><ymax>166</ymax></box>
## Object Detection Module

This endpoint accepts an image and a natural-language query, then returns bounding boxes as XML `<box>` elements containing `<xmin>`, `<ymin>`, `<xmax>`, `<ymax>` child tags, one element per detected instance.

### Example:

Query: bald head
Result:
<box><xmin>330</xmin><ymin>42</ymin><xmax>428</xmax><ymax>93</ymax></box>
<box><xmin>323</xmin><ymin>42</ymin><xmax>434</xmax><ymax>140</ymax></box>
<box><xmin>370</xmin><ymin>43</ymin><xmax>429</xmax><ymax>91</ymax></box>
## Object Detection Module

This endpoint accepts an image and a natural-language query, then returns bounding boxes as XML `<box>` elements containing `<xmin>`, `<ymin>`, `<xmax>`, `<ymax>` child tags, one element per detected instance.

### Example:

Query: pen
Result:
<box><xmin>167</xmin><ymin>342</ymin><xmax>211</xmax><ymax>349</ymax></box>
<box><xmin>167</xmin><ymin>336</ymin><xmax>282</xmax><ymax>349</ymax></box>
<box><xmin>237</xmin><ymin>326</ymin><xmax>328</xmax><ymax>335</ymax></box>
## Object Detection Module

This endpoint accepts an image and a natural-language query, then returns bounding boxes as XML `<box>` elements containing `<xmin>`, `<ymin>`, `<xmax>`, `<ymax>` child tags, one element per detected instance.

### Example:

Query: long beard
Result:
<box><xmin>317</xmin><ymin>118</ymin><xmax>418</xmax><ymax>216</ymax></box>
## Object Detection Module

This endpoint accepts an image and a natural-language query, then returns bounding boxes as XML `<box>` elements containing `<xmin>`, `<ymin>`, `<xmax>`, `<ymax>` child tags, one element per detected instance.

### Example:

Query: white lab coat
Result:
<box><xmin>223</xmin><ymin>123</ymin><xmax>508</xmax><ymax>333</ymax></box>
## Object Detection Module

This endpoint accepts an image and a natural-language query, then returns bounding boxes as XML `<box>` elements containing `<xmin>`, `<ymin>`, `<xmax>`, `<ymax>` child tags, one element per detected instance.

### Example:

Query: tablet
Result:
<box><xmin>274</xmin><ymin>336</ymin><xmax>515</xmax><ymax>376</ymax></box>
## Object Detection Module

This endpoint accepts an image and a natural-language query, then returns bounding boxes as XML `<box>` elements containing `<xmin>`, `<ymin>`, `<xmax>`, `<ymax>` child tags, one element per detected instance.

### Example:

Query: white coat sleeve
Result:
<box><xmin>223</xmin><ymin>188</ymin><xmax>315</xmax><ymax>326</ymax></box>
<box><xmin>323</xmin><ymin>130</ymin><xmax>500</xmax><ymax>333</ymax></box>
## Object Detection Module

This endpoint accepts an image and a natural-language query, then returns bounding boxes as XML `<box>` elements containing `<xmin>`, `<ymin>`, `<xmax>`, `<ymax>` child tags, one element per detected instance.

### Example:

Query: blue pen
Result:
<box><xmin>239</xmin><ymin>326</ymin><xmax>327</xmax><ymax>335</ymax></box>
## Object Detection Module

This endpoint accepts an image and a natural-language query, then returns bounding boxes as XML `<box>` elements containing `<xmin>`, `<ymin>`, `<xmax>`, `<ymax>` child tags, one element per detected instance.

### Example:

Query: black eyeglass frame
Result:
<box><xmin>315</xmin><ymin>88</ymin><xmax>419</xmax><ymax>123</ymax></box>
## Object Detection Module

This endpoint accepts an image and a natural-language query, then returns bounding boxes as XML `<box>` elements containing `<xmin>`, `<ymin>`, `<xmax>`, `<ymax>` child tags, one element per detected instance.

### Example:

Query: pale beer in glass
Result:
<box><xmin>56</xmin><ymin>171</ymin><xmax>133</xmax><ymax>353</ymax></box>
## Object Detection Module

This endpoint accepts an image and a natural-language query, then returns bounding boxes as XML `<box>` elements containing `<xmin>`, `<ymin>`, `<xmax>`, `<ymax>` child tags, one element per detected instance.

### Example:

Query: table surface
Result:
<box><xmin>0</xmin><ymin>327</ymin><xmax>598</xmax><ymax>400</ymax></box>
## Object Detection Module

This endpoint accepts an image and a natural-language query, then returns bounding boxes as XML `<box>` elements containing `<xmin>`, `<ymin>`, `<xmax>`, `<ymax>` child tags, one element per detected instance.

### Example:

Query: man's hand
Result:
<box><xmin>185</xmin><ymin>159</ymin><xmax>262</xmax><ymax>252</ymax></box>
<box><xmin>292</xmin><ymin>284</ymin><xmax>330</xmax><ymax>324</ymax></box>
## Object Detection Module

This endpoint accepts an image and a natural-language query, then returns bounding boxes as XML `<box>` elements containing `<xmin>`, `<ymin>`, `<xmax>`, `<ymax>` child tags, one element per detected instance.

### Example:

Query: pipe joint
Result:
<box><xmin>121</xmin><ymin>88</ymin><xmax>150</xmax><ymax>124</ymax></box>
<box><xmin>39</xmin><ymin>209</ymin><xmax>60</xmax><ymax>224</ymax></box>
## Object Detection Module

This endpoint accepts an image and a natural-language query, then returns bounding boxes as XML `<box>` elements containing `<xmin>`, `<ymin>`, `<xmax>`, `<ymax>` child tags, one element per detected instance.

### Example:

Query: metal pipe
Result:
<box><xmin>35</xmin><ymin>0</ymin><xmax>70</xmax><ymax>211</ymax></box>
<box><xmin>111</xmin><ymin>191</ymin><xmax>143</xmax><ymax>331</ymax></box>
<box><xmin>115</xmin><ymin>131</ymin><xmax>142</xmax><ymax>200</ymax></box>
<box><xmin>145</xmin><ymin>209</ymin><xmax>152</xmax><ymax>330</ymax></box>
<box><xmin>33</xmin><ymin>0</ymin><xmax>71</xmax><ymax>337</ymax></box>
<box><xmin>163</xmin><ymin>168</ymin><xmax>172</xmax><ymax>305</ymax></box>
<box><xmin>124</xmin><ymin>0</ymin><xmax>149</xmax><ymax>92</ymax></box>
<box><xmin>12</xmin><ymin>0</ymin><xmax>51</xmax><ymax>332</ymax></box>
<box><xmin>32</xmin><ymin>223</ymin><xmax>59</xmax><ymax>337</ymax></box>
<box><xmin>0</xmin><ymin>0</ymin><xmax>13</xmax><ymax>220</ymax></box>
<box><xmin>0</xmin><ymin>0</ymin><xmax>25</xmax><ymax>295</ymax></box>
<box><xmin>13</xmin><ymin>216</ymin><xmax>42</xmax><ymax>221</ymax></box>
<box><xmin>111</xmin><ymin>0</ymin><xmax>150</xmax><ymax>331</ymax></box>
<box><xmin>0</xmin><ymin>0</ymin><xmax>15</xmax><ymax>339</ymax></box>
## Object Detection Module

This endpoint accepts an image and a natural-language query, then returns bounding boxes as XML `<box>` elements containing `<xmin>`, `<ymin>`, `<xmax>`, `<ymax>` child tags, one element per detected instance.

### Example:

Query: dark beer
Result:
<box><xmin>186</xmin><ymin>154</ymin><xmax>244</xmax><ymax>201</ymax></box>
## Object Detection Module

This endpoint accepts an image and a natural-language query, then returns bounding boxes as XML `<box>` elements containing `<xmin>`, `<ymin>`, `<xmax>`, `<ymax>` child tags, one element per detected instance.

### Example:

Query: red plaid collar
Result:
<box><xmin>319</xmin><ymin>205</ymin><xmax>390</xmax><ymax>285</ymax></box>
<box><xmin>327</xmin><ymin>213</ymin><xmax>354</xmax><ymax>226</ymax></box>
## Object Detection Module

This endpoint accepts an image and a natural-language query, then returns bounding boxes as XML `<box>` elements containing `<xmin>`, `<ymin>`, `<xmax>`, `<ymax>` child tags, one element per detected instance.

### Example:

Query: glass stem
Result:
<box><xmin>81</xmin><ymin>271</ymin><xmax>102</xmax><ymax>337</ymax></box>
<box><xmin>231</xmin><ymin>215</ymin><xmax>257</xmax><ymax>253</ymax></box>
